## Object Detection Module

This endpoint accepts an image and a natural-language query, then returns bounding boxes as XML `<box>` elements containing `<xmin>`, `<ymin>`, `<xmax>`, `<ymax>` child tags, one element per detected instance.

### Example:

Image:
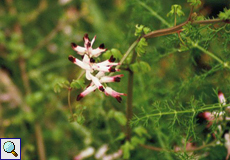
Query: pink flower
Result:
<box><xmin>71</xmin><ymin>34</ymin><xmax>106</xmax><ymax>57</ymax></box>
<box><xmin>69</xmin><ymin>34</ymin><xmax>126</xmax><ymax>102</ymax></box>
<box><xmin>199</xmin><ymin>91</ymin><xmax>230</xmax><ymax>159</ymax></box>
<box><xmin>105</xmin><ymin>87</ymin><xmax>127</xmax><ymax>103</ymax></box>
<box><xmin>218</xmin><ymin>91</ymin><xmax>226</xmax><ymax>105</ymax></box>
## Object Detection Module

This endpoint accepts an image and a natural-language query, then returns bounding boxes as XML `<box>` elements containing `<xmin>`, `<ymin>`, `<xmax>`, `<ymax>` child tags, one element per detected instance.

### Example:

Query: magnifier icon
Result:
<box><xmin>3</xmin><ymin>141</ymin><xmax>18</xmax><ymax>157</ymax></box>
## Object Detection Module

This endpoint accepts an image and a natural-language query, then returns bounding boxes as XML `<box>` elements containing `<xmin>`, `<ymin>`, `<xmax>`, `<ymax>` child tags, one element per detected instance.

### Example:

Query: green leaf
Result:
<box><xmin>135</xmin><ymin>38</ymin><xmax>148</xmax><ymax>56</ymax></box>
<box><xmin>121</xmin><ymin>141</ymin><xmax>134</xmax><ymax>159</ymax></box>
<box><xmin>111</xmin><ymin>48</ymin><xmax>123</xmax><ymax>60</ymax></box>
<box><xmin>135</xmin><ymin>24</ymin><xmax>144</xmax><ymax>37</ymax></box>
<box><xmin>135</xmin><ymin>24</ymin><xmax>151</xmax><ymax>37</ymax></box>
<box><xmin>130</xmin><ymin>61</ymin><xmax>151</xmax><ymax>73</ymax></box>
<box><xmin>205</xmin><ymin>145</ymin><xmax>227</xmax><ymax>160</ymax></box>
<box><xmin>54</xmin><ymin>80</ymin><xmax>70</xmax><ymax>93</ymax></box>
<box><xmin>70</xmin><ymin>79</ymin><xmax>85</xmax><ymax>89</ymax></box>
<box><xmin>76</xmin><ymin>115</ymin><xmax>85</xmax><ymax>124</ymax></box>
<box><xmin>54</xmin><ymin>84</ymin><xmax>61</xmax><ymax>93</ymax></box>
<box><xmin>108</xmin><ymin>110</ymin><xmax>115</xmax><ymax>118</ymax></box>
<box><xmin>26</xmin><ymin>92</ymin><xmax>43</xmax><ymax>106</ymax></box>
<box><xmin>143</xmin><ymin>27</ymin><xmax>151</xmax><ymax>34</ymax></box>
<box><xmin>133</xmin><ymin>126</ymin><xmax>150</xmax><ymax>137</ymax></box>
<box><xmin>115</xmin><ymin>133</ymin><xmax>126</xmax><ymax>141</ymax></box>
<box><xmin>108</xmin><ymin>110</ymin><xmax>127</xmax><ymax>126</ymax></box>
<box><xmin>178</xmin><ymin>43</ymin><xmax>189</xmax><ymax>52</ymax></box>
<box><xmin>187</xmin><ymin>0</ymin><xmax>201</xmax><ymax>7</ymax></box>
<box><xmin>167</xmin><ymin>5</ymin><xmax>185</xmax><ymax>17</ymax></box>
<box><xmin>131</xmin><ymin>136</ymin><xmax>145</xmax><ymax>146</ymax></box>
<box><xmin>102</xmin><ymin>48</ymin><xmax>123</xmax><ymax>61</ymax></box>
<box><xmin>218</xmin><ymin>8</ymin><xmax>230</xmax><ymax>20</ymax></box>
<box><xmin>114</xmin><ymin>111</ymin><xmax>127</xmax><ymax>126</ymax></box>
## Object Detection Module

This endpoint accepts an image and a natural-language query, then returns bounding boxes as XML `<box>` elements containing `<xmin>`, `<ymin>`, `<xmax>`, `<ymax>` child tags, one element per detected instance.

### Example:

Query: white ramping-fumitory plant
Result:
<box><xmin>68</xmin><ymin>34</ymin><xmax>126</xmax><ymax>103</ymax></box>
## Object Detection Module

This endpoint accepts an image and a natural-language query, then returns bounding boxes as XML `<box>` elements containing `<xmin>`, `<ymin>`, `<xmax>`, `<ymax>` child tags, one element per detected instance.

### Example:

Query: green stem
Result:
<box><xmin>138</xmin><ymin>0</ymin><xmax>171</xmax><ymax>27</ymax></box>
<box><xmin>126</xmin><ymin>70</ymin><xmax>133</xmax><ymax>141</ymax></box>
<box><xmin>126</xmin><ymin>51</ymin><xmax>137</xmax><ymax>141</ymax></box>
<box><xmin>156</xmin><ymin>128</ymin><xmax>173</xmax><ymax>160</ymax></box>
<box><xmin>193</xmin><ymin>43</ymin><xmax>224</xmax><ymax>65</ymax></box>
<box><xmin>174</xmin><ymin>10</ymin><xmax>177</xmax><ymax>26</ymax></box>
<box><xmin>136</xmin><ymin>103</ymin><xmax>230</xmax><ymax>122</ymax></box>
<box><xmin>141</xmin><ymin>140</ymin><xmax>216</xmax><ymax>152</ymax></box>
<box><xmin>143</xmin><ymin>19</ymin><xmax>225</xmax><ymax>39</ymax></box>
<box><xmin>68</xmin><ymin>88</ymin><xmax>75</xmax><ymax>121</ymax></box>
<box><xmin>117</xmin><ymin>40</ymin><xmax>139</xmax><ymax>70</ymax></box>
<box><xmin>35</xmin><ymin>123</ymin><xmax>46</xmax><ymax>160</ymax></box>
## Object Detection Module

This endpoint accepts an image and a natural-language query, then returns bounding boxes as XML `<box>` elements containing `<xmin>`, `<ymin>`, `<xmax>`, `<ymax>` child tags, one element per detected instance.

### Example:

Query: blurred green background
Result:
<box><xmin>1</xmin><ymin>0</ymin><xmax>230</xmax><ymax>159</ymax></box>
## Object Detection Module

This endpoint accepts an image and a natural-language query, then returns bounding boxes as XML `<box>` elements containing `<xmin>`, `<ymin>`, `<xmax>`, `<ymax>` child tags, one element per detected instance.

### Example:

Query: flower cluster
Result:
<box><xmin>198</xmin><ymin>91</ymin><xmax>230</xmax><ymax>160</ymax></box>
<box><xmin>68</xmin><ymin>34</ymin><xmax>126</xmax><ymax>102</ymax></box>
<box><xmin>74</xmin><ymin>145</ymin><xmax>122</xmax><ymax>160</ymax></box>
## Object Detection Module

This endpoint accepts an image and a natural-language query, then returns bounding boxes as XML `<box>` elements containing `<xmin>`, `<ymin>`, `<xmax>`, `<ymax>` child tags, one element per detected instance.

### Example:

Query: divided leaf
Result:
<box><xmin>187</xmin><ymin>0</ymin><xmax>201</xmax><ymax>7</ymax></box>
<box><xmin>70</xmin><ymin>79</ymin><xmax>85</xmax><ymax>89</ymax></box>
<box><xmin>135</xmin><ymin>38</ymin><xmax>148</xmax><ymax>56</ymax></box>
<box><xmin>219</xmin><ymin>8</ymin><xmax>230</xmax><ymax>20</ymax></box>
<box><xmin>135</xmin><ymin>24</ymin><xmax>151</xmax><ymax>37</ymax></box>
<box><xmin>167</xmin><ymin>5</ymin><xmax>185</xmax><ymax>17</ymax></box>
<box><xmin>121</xmin><ymin>141</ymin><xmax>134</xmax><ymax>159</ymax></box>
<box><xmin>130</xmin><ymin>61</ymin><xmax>151</xmax><ymax>73</ymax></box>
<box><xmin>102</xmin><ymin>48</ymin><xmax>123</xmax><ymax>61</ymax></box>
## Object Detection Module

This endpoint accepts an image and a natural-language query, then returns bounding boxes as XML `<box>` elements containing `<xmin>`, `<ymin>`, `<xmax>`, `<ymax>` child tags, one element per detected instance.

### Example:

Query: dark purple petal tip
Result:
<box><xmin>114</xmin><ymin>77</ymin><xmax>121</xmax><ymax>82</ymax></box>
<box><xmin>77</xmin><ymin>94</ymin><xmax>83</xmax><ymax>101</ymax></box>
<box><xmin>99</xmin><ymin>43</ymin><xmax>105</xmax><ymax>49</ymax></box>
<box><xmin>71</xmin><ymin>43</ymin><xmax>77</xmax><ymax>48</ymax></box>
<box><xmin>115</xmin><ymin>96</ymin><xmax>122</xmax><ymax>103</ymax></box>
<box><xmin>109</xmin><ymin>67</ymin><xmax>116</xmax><ymax>72</ymax></box>
<box><xmin>84</xmin><ymin>33</ymin><xmax>89</xmax><ymax>38</ymax></box>
<box><xmin>68</xmin><ymin>55</ymin><xmax>75</xmax><ymax>62</ymax></box>
<box><xmin>99</xmin><ymin>86</ymin><xmax>105</xmax><ymax>92</ymax></box>
<box><xmin>90</xmin><ymin>58</ymin><xmax>95</xmax><ymax>63</ymax></box>
<box><xmin>87</xmin><ymin>42</ymin><xmax>91</xmax><ymax>48</ymax></box>
<box><xmin>109</xmin><ymin>55</ymin><xmax>116</xmax><ymax>62</ymax></box>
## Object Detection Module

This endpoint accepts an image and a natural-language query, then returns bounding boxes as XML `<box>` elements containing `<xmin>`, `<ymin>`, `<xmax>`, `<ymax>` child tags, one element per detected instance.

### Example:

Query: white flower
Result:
<box><xmin>74</xmin><ymin>147</ymin><xmax>95</xmax><ymax>160</ymax></box>
<box><xmin>71</xmin><ymin>34</ymin><xmax>106</xmax><ymax>57</ymax></box>
<box><xmin>218</xmin><ymin>91</ymin><xmax>226</xmax><ymax>105</ymax></box>
<box><xmin>69</xmin><ymin>34</ymin><xmax>126</xmax><ymax>102</ymax></box>
<box><xmin>95</xmin><ymin>144</ymin><xmax>108</xmax><ymax>159</ymax></box>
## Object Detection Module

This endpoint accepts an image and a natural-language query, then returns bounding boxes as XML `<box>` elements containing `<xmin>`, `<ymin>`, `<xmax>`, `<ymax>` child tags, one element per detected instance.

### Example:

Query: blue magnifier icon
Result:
<box><xmin>3</xmin><ymin>141</ymin><xmax>18</xmax><ymax>157</ymax></box>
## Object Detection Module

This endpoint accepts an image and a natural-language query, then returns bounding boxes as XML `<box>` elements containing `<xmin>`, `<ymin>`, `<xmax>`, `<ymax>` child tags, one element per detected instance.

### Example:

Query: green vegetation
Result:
<box><xmin>1</xmin><ymin>0</ymin><xmax>230</xmax><ymax>159</ymax></box>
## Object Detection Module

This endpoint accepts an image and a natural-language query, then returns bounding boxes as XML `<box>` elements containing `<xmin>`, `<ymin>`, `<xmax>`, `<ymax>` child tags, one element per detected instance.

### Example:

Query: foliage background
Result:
<box><xmin>1</xmin><ymin>0</ymin><xmax>230</xmax><ymax>159</ymax></box>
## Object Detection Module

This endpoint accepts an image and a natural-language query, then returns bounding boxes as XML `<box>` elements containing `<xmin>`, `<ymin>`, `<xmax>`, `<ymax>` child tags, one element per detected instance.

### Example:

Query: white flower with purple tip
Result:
<box><xmin>69</xmin><ymin>34</ymin><xmax>126</xmax><ymax>103</ymax></box>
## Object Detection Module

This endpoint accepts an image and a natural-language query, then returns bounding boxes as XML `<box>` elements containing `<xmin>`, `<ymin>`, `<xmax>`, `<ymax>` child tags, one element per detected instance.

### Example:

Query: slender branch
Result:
<box><xmin>137</xmin><ymin>0</ymin><xmax>171</xmax><ymax>27</ymax></box>
<box><xmin>117</xmin><ymin>39</ymin><xmax>140</xmax><ymax>70</ymax></box>
<box><xmin>19</xmin><ymin>57</ymin><xmax>31</xmax><ymax>94</ymax></box>
<box><xmin>35</xmin><ymin>123</ymin><xmax>46</xmax><ymax>160</ymax></box>
<box><xmin>140</xmin><ymin>140</ymin><xmax>216</xmax><ymax>153</ymax></box>
<box><xmin>68</xmin><ymin>87</ymin><xmax>75</xmax><ymax>121</ymax></box>
<box><xmin>140</xmin><ymin>144</ymin><xmax>164</xmax><ymax>151</ymax></box>
<box><xmin>126</xmin><ymin>51</ymin><xmax>137</xmax><ymax>141</ymax></box>
<box><xmin>193</xmin><ymin>43</ymin><xmax>225</xmax><ymax>66</ymax></box>
<box><xmin>185</xmin><ymin>141</ymin><xmax>216</xmax><ymax>152</ymax></box>
<box><xmin>77</xmin><ymin>70</ymin><xmax>85</xmax><ymax>80</ymax></box>
<box><xmin>134</xmin><ymin>103</ymin><xmax>230</xmax><ymax>122</ymax></box>
<box><xmin>187</xmin><ymin>6</ymin><xmax>194</xmax><ymax>22</ymax></box>
<box><xmin>174</xmin><ymin>10</ymin><xmax>177</xmax><ymax>26</ymax></box>
<box><xmin>143</xmin><ymin>19</ymin><xmax>225</xmax><ymax>39</ymax></box>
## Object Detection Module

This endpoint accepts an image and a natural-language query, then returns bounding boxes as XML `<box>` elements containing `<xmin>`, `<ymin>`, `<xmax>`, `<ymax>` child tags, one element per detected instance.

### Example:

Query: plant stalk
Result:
<box><xmin>126</xmin><ymin>51</ymin><xmax>137</xmax><ymax>141</ymax></box>
<box><xmin>143</xmin><ymin>19</ymin><xmax>225</xmax><ymax>39</ymax></box>
<box><xmin>126</xmin><ymin>69</ymin><xmax>134</xmax><ymax>141</ymax></box>
<box><xmin>35</xmin><ymin>123</ymin><xmax>46</xmax><ymax>160</ymax></box>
